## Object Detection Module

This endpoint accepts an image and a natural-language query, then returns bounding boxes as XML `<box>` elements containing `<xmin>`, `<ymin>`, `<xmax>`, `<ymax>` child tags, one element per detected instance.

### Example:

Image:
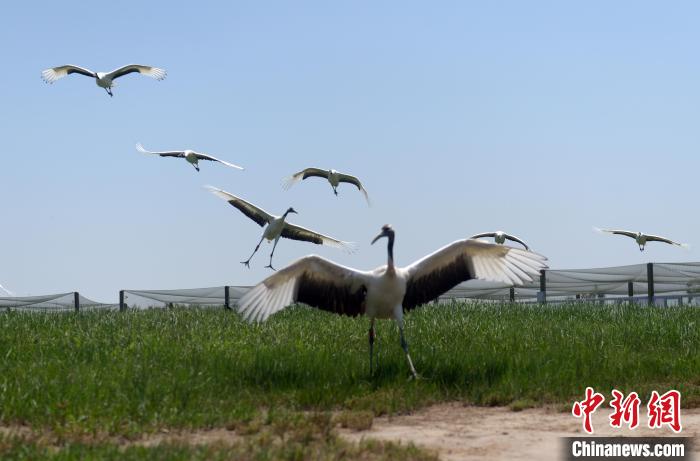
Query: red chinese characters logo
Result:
<box><xmin>609</xmin><ymin>389</ymin><xmax>640</xmax><ymax>429</ymax></box>
<box><xmin>647</xmin><ymin>390</ymin><xmax>682</xmax><ymax>433</ymax></box>
<box><xmin>572</xmin><ymin>387</ymin><xmax>605</xmax><ymax>434</ymax></box>
<box><xmin>572</xmin><ymin>388</ymin><xmax>682</xmax><ymax>434</ymax></box>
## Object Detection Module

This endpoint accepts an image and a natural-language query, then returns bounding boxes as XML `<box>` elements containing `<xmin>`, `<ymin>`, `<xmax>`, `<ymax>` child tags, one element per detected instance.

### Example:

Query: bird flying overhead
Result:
<box><xmin>237</xmin><ymin>224</ymin><xmax>547</xmax><ymax>378</ymax></box>
<box><xmin>595</xmin><ymin>228</ymin><xmax>689</xmax><ymax>251</ymax></box>
<box><xmin>42</xmin><ymin>64</ymin><xmax>166</xmax><ymax>97</ymax></box>
<box><xmin>283</xmin><ymin>168</ymin><xmax>370</xmax><ymax>205</ymax></box>
<box><xmin>469</xmin><ymin>231</ymin><xmax>529</xmax><ymax>250</ymax></box>
<box><xmin>137</xmin><ymin>143</ymin><xmax>243</xmax><ymax>172</ymax></box>
<box><xmin>206</xmin><ymin>186</ymin><xmax>354</xmax><ymax>270</ymax></box>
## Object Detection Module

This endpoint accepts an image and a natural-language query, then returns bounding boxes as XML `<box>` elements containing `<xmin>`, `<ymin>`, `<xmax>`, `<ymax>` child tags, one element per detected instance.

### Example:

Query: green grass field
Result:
<box><xmin>0</xmin><ymin>302</ymin><xmax>698</xmax><ymax>459</ymax></box>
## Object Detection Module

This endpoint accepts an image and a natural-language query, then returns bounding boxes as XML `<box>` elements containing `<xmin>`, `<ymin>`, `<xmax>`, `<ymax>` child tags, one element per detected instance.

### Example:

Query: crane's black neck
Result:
<box><xmin>386</xmin><ymin>232</ymin><xmax>395</xmax><ymax>270</ymax></box>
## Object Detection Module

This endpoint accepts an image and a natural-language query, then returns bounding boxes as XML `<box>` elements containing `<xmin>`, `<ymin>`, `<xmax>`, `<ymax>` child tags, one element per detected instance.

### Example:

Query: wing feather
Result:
<box><xmin>107</xmin><ymin>64</ymin><xmax>167</xmax><ymax>81</ymax></box>
<box><xmin>205</xmin><ymin>186</ymin><xmax>273</xmax><ymax>227</ymax></box>
<box><xmin>41</xmin><ymin>65</ymin><xmax>96</xmax><ymax>83</ymax></box>
<box><xmin>281</xmin><ymin>222</ymin><xmax>355</xmax><ymax>252</ymax></box>
<box><xmin>645</xmin><ymin>234</ymin><xmax>686</xmax><ymax>247</ymax></box>
<box><xmin>193</xmin><ymin>152</ymin><xmax>244</xmax><ymax>170</ymax></box>
<box><xmin>136</xmin><ymin>143</ymin><xmax>184</xmax><ymax>158</ymax></box>
<box><xmin>469</xmin><ymin>232</ymin><xmax>496</xmax><ymax>240</ymax></box>
<box><xmin>503</xmin><ymin>233</ymin><xmax>530</xmax><ymax>250</ymax></box>
<box><xmin>597</xmin><ymin>228</ymin><xmax>638</xmax><ymax>239</ymax></box>
<box><xmin>402</xmin><ymin>239</ymin><xmax>547</xmax><ymax>310</ymax></box>
<box><xmin>237</xmin><ymin>255</ymin><xmax>370</xmax><ymax>322</ymax></box>
<box><xmin>282</xmin><ymin>168</ymin><xmax>328</xmax><ymax>190</ymax></box>
<box><xmin>337</xmin><ymin>174</ymin><xmax>371</xmax><ymax>205</ymax></box>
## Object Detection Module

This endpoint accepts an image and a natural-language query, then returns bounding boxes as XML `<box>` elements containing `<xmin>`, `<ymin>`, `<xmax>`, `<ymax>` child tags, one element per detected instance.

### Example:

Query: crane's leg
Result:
<box><xmin>368</xmin><ymin>318</ymin><xmax>376</xmax><ymax>376</ymax></box>
<box><xmin>191</xmin><ymin>162</ymin><xmax>200</xmax><ymax>172</ymax></box>
<box><xmin>264</xmin><ymin>237</ymin><xmax>281</xmax><ymax>271</ymax></box>
<box><xmin>398</xmin><ymin>321</ymin><xmax>418</xmax><ymax>379</ymax></box>
<box><xmin>241</xmin><ymin>236</ymin><xmax>264</xmax><ymax>268</ymax></box>
<box><xmin>105</xmin><ymin>87</ymin><xmax>113</xmax><ymax>97</ymax></box>
<box><xmin>333</xmin><ymin>186</ymin><xmax>338</xmax><ymax>196</ymax></box>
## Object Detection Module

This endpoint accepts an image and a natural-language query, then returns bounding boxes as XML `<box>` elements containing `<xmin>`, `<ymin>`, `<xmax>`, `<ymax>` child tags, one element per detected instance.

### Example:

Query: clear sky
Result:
<box><xmin>2</xmin><ymin>1</ymin><xmax>699</xmax><ymax>301</ymax></box>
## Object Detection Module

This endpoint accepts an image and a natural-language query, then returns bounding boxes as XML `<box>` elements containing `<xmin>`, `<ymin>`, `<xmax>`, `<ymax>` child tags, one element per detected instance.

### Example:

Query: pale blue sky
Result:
<box><xmin>2</xmin><ymin>1</ymin><xmax>699</xmax><ymax>301</ymax></box>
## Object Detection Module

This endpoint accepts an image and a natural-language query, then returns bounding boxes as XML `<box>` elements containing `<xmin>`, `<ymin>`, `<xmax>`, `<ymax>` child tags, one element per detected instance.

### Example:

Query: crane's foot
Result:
<box><xmin>240</xmin><ymin>260</ymin><xmax>251</xmax><ymax>268</ymax></box>
<box><xmin>264</xmin><ymin>264</ymin><xmax>277</xmax><ymax>271</ymax></box>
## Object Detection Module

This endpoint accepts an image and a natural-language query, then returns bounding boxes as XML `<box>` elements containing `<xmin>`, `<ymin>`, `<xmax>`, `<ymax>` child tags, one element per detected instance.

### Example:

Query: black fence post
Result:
<box><xmin>74</xmin><ymin>292</ymin><xmax>80</xmax><ymax>312</ymax></box>
<box><xmin>119</xmin><ymin>290</ymin><xmax>126</xmax><ymax>311</ymax></box>
<box><xmin>224</xmin><ymin>286</ymin><xmax>231</xmax><ymax>310</ymax></box>
<box><xmin>647</xmin><ymin>263</ymin><xmax>654</xmax><ymax>306</ymax></box>
<box><xmin>539</xmin><ymin>269</ymin><xmax>546</xmax><ymax>304</ymax></box>
<box><xmin>628</xmin><ymin>281</ymin><xmax>634</xmax><ymax>298</ymax></box>
<box><xmin>509</xmin><ymin>287</ymin><xmax>515</xmax><ymax>302</ymax></box>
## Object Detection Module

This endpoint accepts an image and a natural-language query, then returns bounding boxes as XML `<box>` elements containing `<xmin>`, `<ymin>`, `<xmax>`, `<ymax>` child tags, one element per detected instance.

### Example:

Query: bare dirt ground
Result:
<box><xmin>2</xmin><ymin>405</ymin><xmax>697</xmax><ymax>460</ymax></box>
<box><xmin>341</xmin><ymin>403</ymin><xmax>700</xmax><ymax>461</ymax></box>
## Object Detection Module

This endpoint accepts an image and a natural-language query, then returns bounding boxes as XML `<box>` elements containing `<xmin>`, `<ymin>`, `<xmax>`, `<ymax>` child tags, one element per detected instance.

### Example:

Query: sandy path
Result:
<box><xmin>341</xmin><ymin>403</ymin><xmax>699</xmax><ymax>461</ymax></box>
<box><xmin>2</xmin><ymin>405</ymin><xmax>696</xmax><ymax>460</ymax></box>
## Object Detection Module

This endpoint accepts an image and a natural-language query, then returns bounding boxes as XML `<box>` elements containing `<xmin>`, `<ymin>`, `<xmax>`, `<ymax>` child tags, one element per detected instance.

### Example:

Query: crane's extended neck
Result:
<box><xmin>386</xmin><ymin>233</ymin><xmax>395</xmax><ymax>271</ymax></box>
<box><xmin>282</xmin><ymin>207</ymin><xmax>297</xmax><ymax>219</ymax></box>
<box><xmin>372</xmin><ymin>225</ymin><xmax>396</xmax><ymax>272</ymax></box>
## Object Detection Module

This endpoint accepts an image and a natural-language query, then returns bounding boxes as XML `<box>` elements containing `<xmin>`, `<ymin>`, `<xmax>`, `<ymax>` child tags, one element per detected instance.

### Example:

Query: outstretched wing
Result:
<box><xmin>469</xmin><ymin>232</ymin><xmax>497</xmax><ymax>240</ymax></box>
<box><xmin>402</xmin><ymin>239</ymin><xmax>546</xmax><ymax>310</ymax></box>
<box><xmin>645</xmin><ymin>234</ymin><xmax>687</xmax><ymax>247</ymax></box>
<box><xmin>502</xmin><ymin>233</ymin><xmax>529</xmax><ymax>250</ymax></box>
<box><xmin>106</xmin><ymin>64</ymin><xmax>167</xmax><ymax>81</ymax></box>
<box><xmin>282</xmin><ymin>168</ymin><xmax>328</xmax><ymax>190</ymax></box>
<box><xmin>597</xmin><ymin>228</ymin><xmax>638</xmax><ymax>239</ymax></box>
<box><xmin>193</xmin><ymin>152</ymin><xmax>244</xmax><ymax>170</ymax></box>
<box><xmin>136</xmin><ymin>143</ymin><xmax>184</xmax><ymax>158</ymax></box>
<box><xmin>205</xmin><ymin>186</ymin><xmax>273</xmax><ymax>227</ymax></box>
<box><xmin>337</xmin><ymin>173</ymin><xmax>371</xmax><ymax>205</ymax></box>
<box><xmin>238</xmin><ymin>255</ymin><xmax>371</xmax><ymax>322</ymax></box>
<box><xmin>41</xmin><ymin>65</ymin><xmax>96</xmax><ymax>83</ymax></box>
<box><xmin>281</xmin><ymin>222</ymin><xmax>355</xmax><ymax>252</ymax></box>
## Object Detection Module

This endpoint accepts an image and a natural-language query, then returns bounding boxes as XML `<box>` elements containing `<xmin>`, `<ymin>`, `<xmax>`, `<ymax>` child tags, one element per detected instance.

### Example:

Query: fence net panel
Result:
<box><xmin>443</xmin><ymin>262</ymin><xmax>700</xmax><ymax>300</ymax></box>
<box><xmin>5</xmin><ymin>262</ymin><xmax>700</xmax><ymax>312</ymax></box>
<box><xmin>0</xmin><ymin>293</ymin><xmax>118</xmax><ymax>311</ymax></box>
<box><xmin>124</xmin><ymin>286</ymin><xmax>251</xmax><ymax>308</ymax></box>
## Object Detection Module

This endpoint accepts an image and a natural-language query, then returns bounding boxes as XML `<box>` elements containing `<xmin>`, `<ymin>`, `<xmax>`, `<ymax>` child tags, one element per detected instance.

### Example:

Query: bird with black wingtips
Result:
<box><xmin>206</xmin><ymin>186</ymin><xmax>354</xmax><ymax>270</ymax></box>
<box><xmin>594</xmin><ymin>228</ymin><xmax>689</xmax><ymax>251</ymax></box>
<box><xmin>283</xmin><ymin>168</ymin><xmax>370</xmax><ymax>205</ymax></box>
<box><xmin>469</xmin><ymin>231</ymin><xmax>530</xmax><ymax>250</ymax></box>
<box><xmin>41</xmin><ymin>64</ymin><xmax>166</xmax><ymax>97</ymax></box>
<box><xmin>237</xmin><ymin>224</ymin><xmax>547</xmax><ymax>378</ymax></box>
<box><xmin>136</xmin><ymin>143</ymin><xmax>244</xmax><ymax>172</ymax></box>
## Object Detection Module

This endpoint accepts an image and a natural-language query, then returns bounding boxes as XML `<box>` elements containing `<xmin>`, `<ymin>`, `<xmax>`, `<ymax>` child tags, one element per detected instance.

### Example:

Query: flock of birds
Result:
<box><xmin>40</xmin><ymin>62</ymin><xmax>690</xmax><ymax>377</ymax></box>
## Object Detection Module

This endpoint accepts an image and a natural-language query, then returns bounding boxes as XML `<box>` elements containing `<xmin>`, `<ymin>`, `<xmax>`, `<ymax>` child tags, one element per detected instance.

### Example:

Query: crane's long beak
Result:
<box><xmin>371</xmin><ymin>231</ymin><xmax>386</xmax><ymax>245</ymax></box>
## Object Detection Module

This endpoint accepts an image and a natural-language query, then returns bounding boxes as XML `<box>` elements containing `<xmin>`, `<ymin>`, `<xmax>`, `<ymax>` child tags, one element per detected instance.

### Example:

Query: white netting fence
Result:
<box><xmin>442</xmin><ymin>262</ymin><xmax>700</xmax><ymax>304</ymax></box>
<box><xmin>0</xmin><ymin>292</ymin><xmax>118</xmax><ymax>312</ymax></box>
<box><xmin>122</xmin><ymin>286</ymin><xmax>250</xmax><ymax>309</ymax></box>
<box><xmin>4</xmin><ymin>262</ymin><xmax>700</xmax><ymax>312</ymax></box>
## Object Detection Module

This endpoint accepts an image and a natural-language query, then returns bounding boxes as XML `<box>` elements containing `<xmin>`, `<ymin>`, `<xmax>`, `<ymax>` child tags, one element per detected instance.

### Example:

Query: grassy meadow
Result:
<box><xmin>0</xmin><ymin>302</ymin><xmax>698</xmax><ymax>459</ymax></box>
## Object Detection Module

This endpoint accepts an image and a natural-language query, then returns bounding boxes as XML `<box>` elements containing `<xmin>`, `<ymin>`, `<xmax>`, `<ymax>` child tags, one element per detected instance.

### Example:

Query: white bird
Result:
<box><xmin>595</xmin><ymin>228</ymin><xmax>689</xmax><ymax>251</ymax></box>
<box><xmin>283</xmin><ymin>168</ymin><xmax>370</xmax><ymax>205</ymax></box>
<box><xmin>238</xmin><ymin>224</ymin><xmax>547</xmax><ymax>378</ymax></box>
<box><xmin>41</xmin><ymin>64</ymin><xmax>166</xmax><ymax>97</ymax></box>
<box><xmin>206</xmin><ymin>186</ymin><xmax>354</xmax><ymax>270</ymax></box>
<box><xmin>469</xmin><ymin>231</ymin><xmax>529</xmax><ymax>250</ymax></box>
<box><xmin>137</xmin><ymin>143</ymin><xmax>243</xmax><ymax>172</ymax></box>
